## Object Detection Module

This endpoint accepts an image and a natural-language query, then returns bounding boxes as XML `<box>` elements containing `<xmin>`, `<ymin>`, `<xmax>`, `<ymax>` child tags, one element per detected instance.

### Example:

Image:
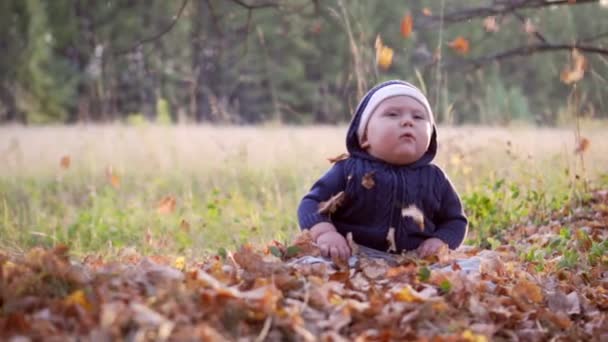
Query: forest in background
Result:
<box><xmin>0</xmin><ymin>0</ymin><xmax>607</xmax><ymax>125</ymax></box>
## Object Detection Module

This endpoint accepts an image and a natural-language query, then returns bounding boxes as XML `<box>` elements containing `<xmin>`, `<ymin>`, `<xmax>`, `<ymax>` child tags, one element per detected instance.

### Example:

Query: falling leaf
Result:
<box><xmin>60</xmin><ymin>155</ymin><xmax>71</xmax><ymax>169</ymax></box>
<box><xmin>422</xmin><ymin>8</ymin><xmax>432</xmax><ymax>16</ymax></box>
<box><xmin>157</xmin><ymin>196</ymin><xmax>176</xmax><ymax>214</ymax></box>
<box><xmin>318</xmin><ymin>191</ymin><xmax>345</xmax><ymax>215</ymax></box>
<box><xmin>561</xmin><ymin>49</ymin><xmax>587</xmax><ymax>84</ymax></box>
<box><xmin>386</xmin><ymin>227</ymin><xmax>397</xmax><ymax>253</ymax></box>
<box><xmin>327</xmin><ymin>152</ymin><xmax>349</xmax><ymax>163</ymax></box>
<box><xmin>402</xmin><ymin>204</ymin><xmax>425</xmax><ymax>231</ymax></box>
<box><xmin>523</xmin><ymin>18</ymin><xmax>536</xmax><ymax>35</ymax></box>
<box><xmin>346</xmin><ymin>232</ymin><xmax>359</xmax><ymax>255</ymax></box>
<box><xmin>105</xmin><ymin>166</ymin><xmax>121</xmax><ymax>189</ymax></box>
<box><xmin>361</xmin><ymin>171</ymin><xmax>375</xmax><ymax>189</ymax></box>
<box><xmin>401</xmin><ymin>13</ymin><xmax>413</xmax><ymax>38</ymax></box>
<box><xmin>574</xmin><ymin>137</ymin><xmax>590</xmax><ymax>154</ymax></box>
<box><xmin>65</xmin><ymin>289</ymin><xmax>93</xmax><ymax>311</ymax></box>
<box><xmin>483</xmin><ymin>16</ymin><xmax>499</xmax><ymax>33</ymax></box>
<box><xmin>375</xmin><ymin>35</ymin><xmax>394</xmax><ymax>70</ymax></box>
<box><xmin>448</xmin><ymin>36</ymin><xmax>470</xmax><ymax>55</ymax></box>
<box><xmin>180</xmin><ymin>219</ymin><xmax>190</xmax><ymax>232</ymax></box>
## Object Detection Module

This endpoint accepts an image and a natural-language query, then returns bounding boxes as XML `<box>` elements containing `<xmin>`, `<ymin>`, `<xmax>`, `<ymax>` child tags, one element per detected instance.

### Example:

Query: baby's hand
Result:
<box><xmin>417</xmin><ymin>238</ymin><xmax>447</xmax><ymax>258</ymax></box>
<box><xmin>316</xmin><ymin>231</ymin><xmax>351</xmax><ymax>260</ymax></box>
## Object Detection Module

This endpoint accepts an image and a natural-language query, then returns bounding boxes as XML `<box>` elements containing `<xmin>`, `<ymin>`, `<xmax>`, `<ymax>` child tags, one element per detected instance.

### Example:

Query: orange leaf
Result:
<box><xmin>105</xmin><ymin>166</ymin><xmax>121</xmax><ymax>189</ymax></box>
<box><xmin>483</xmin><ymin>16</ymin><xmax>499</xmax><ymax>33</ymax></box>
<box><xmin>157</xmin><ymin>196</ymin><xmax>176</xmax><ymax>214</ymax></box>
<box><xmin>422</xmin><ymin>8</ymin><xmax>432</xmax><ymax>16</ymax></box>
<box><xmin>401</xmin><ymin>13</ymin><xmax>413</xmax><ymax>38</ymax></box>
<box><xmin>60</xmin><ymin>155</ymin><xmax>71</xmax><ymax>169</ymax></box>
<box><xmin>561</xmin><ymin>49</ymin><xmax>587</xmax><ymax>84</ymax></box>
<box><xmin>448</xmin><ymin>36</ymin><xmax>469</xmax><ymax>55</ymax></box>
<box><xmin>574</xmin><ymin>136</ymin><xmax>590</xmax><ymax>154</ymax></box>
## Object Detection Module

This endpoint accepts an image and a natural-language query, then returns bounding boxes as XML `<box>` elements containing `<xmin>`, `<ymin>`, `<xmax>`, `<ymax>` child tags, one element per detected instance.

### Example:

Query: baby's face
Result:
<box><xmin>361</xmin><ymin>95</ymin><xmax>432</xmax><ymax>165</ymax></box>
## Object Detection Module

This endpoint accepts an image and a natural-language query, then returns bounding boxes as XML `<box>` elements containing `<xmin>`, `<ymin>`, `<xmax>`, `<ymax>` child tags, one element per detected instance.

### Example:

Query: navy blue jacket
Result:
<box><xmin>297</xmin><ymin>81</ymin><xmax>468</xmax><ymax>252</ymax></box>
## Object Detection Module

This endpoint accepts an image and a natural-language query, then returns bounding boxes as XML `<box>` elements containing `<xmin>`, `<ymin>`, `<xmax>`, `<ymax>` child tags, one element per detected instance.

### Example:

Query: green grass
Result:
<box><xmin>1</xmin><ymin>124</ymin><xmax>607</xmax><ymax>258</ymax></box>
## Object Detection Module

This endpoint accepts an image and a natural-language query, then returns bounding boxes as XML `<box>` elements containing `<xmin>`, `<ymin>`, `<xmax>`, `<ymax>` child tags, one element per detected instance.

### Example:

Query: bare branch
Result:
<box><xmin>111</xmin><ymin>0</ymin><xmax>189</xmax><ymax>55</ymax></box>
<box><xmin>443</xmin><ymin>42</ymin><xmax>608</xmax><ymax>71</ymax></box>
<box><xmin>230</xmin><ymin>0</ymin><xmax>280</xmax><ymax>10</ymax></box>
<box><xmin>416</xmin><ymin>0</ymin><xmax>599</xmax><ymax>30</ymax></box>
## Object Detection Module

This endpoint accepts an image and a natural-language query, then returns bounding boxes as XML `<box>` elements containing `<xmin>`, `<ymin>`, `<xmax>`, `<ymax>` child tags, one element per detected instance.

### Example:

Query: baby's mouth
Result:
<box><xmin>400</xmin><ymin>132</ymin><xmax>415</xmax><ymax>141</ymax></box>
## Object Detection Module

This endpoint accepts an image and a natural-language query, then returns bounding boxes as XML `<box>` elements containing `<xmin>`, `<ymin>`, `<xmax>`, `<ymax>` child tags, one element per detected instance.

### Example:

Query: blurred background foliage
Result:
<box><xmin>0</xmin><ymin>0</ymin><xmax>606</xmax><ymax>125</ymax></box>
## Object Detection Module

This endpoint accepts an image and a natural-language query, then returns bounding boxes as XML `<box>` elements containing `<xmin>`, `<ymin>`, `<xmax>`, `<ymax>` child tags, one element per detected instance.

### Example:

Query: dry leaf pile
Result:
<box><xmin>1</xmin><ymin>191</ymin><xmax>607</xmax><ymax>341</ymax></box>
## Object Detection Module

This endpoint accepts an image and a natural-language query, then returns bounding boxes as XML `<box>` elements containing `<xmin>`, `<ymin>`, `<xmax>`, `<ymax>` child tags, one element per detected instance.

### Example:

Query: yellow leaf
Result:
<box><xmin>401</xmin><ymin>204</ymin><xmax>425</xmax><ymax>231</ymax></box>
<box><xmin>561</xmin><ymin>49</ymin><xmax>587</xmax><ymax>84</ymax></box>
<box><xmin>448</xmin><ymin>36</ymin><xmax>470</xmax><ymax>55</ymax></box>
<box><xmin>65</xmin><ymin>289</ymin><xmax>93</xmax><ymax>311</ymax></box>
<box><xmin>462</xmin><ymin>329</ymin><xmax>488</xmax><ymax>342</ymax></box>
<box><xmin>60</xmin><ymin>155</ymin><xmax>71</xmax><ymax>169</ymax></box>
<box><xmin>401</xmin><ymin>13</ymin><xmax>413</xmax><ymax>38</ymax></box>
<box><xmin>375</xmin><ymin>35</ymin><xmax>394</xmax><ymax>70</ymax></box>
<box><xmin>174</xmin><ymin>256</ymin><xmax>186</xmax><ymax>270</ymax></box>
<box><xmin>157</xmin><ymin>196</ymin><xmax>176</xmax><ymax>214</ymax></box>
<box><xmin>394</xmin><ymin>285</ymin><xmax>423</xmax><ymax>303</ymax></box>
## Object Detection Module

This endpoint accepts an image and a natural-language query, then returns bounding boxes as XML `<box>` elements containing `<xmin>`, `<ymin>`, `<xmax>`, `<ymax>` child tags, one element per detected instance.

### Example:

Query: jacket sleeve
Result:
<box><xmin>297</xmin><ymin>162</ymin><xmax>347</xmax><ymax>229</ymax></box>
<box><xmin>432</xmin><ymin>174</ymin><xmax>468</xmax><ymax>249</ymax></box>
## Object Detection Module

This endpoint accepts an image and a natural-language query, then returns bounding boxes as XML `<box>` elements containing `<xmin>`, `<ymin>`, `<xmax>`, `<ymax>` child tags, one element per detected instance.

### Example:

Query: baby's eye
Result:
<box><xmin>413</xmin><ymin>112</ymin><xmax>425</xmax><ymax>120</ymax></box>
<box><xmin>385</xmin><ymin>112</ymin><xmax>399</xmax><ymax>117</ymax></box>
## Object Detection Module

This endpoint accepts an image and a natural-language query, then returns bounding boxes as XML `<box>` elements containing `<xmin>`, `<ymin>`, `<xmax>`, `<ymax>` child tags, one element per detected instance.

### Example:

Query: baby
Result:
<box><xmin>298</xmin><ymin>80</ymin><xmax>468</xmax><ymax>260</ymax></box>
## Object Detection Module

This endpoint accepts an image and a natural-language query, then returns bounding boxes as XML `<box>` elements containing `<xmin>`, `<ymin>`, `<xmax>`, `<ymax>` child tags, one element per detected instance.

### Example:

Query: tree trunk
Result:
<box><xmin>0</xmin><ymin>83</ymin><xmax>25</xmax><ymax>123</ymax></box>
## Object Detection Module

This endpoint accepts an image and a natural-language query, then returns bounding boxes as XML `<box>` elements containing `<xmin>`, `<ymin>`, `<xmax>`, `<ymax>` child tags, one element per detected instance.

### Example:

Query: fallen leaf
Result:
<box><xmin>327</xmin><ymin>152</ymin><xmax>349</xmax><ymax>163</ymax></box>
<box><xmin>448</xmin><ymin>36</ymin><xmax>469</xmax><ymax>55</ymax></box>
<box><xmin>65</xmin><ymin>289</ymin><xmax>93</xmax><ymax>311</ymax></box>
<box><xmin>512</xmin><ymin>279</ymin><xmax>544</xmax><ymax>304</ymax></box>
<box><xmin>483</xmin><ymin>16</ymin><xmax>499</xmax><ymax>33</ymax></box>
<box><xmin>318</xmin><ymin>191</ymin><xmax>345</xmax><ymax>215</ymax></box>
<box><xmin>157</xmin><ymin>196</ymin><xmax>176</xmax><ymax>214</ymax></box>
<box><xmin>402</xmin><ymin>204</ymin><xmax>425</xmax><ymax>231</ymax></box>
<box><xmin>462</xmin><ymin>329</ymin><xmax>488</xmax><ymax>342</ymax></box>
<box><xmin>60</xmin><ymin>155</ymin><xmax>71</xmax><ymax>169</ymax></box>
<box><xmin>561</xmin><ymin>49</ymin><xmax>587</xmax><ymax>84</ymax></box>
<box><xmin>361</xmin><ymin>171</ymin><xmax>375</xmax><ymax>189</ymax></box>
<box><xmin>401</xmin><ymin>13</ymin><xmax>413</xmax><ymax>38</ymax></box>
<box><xmin>386</xmin><ymin>227</ymin><xmax>397</xmax><ymax>253</ymax></box>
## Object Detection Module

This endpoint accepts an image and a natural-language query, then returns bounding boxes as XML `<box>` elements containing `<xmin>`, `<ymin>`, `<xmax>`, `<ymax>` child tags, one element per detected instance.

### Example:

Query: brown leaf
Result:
<box><xmin>448</xmin><ymin>36</ymin><xmax>469</xmax><ymax>55</ymax></box>
<box><xmin>361</xmin><ymin>171</ymin><xmax>375</xmax><ymax>189</ymax></box>
<box><xmin>318</xmin><ymin>191</ymin><xmax>345</xmax><ymax>215</ymax></box>
<box><xmin>401</xmin><ymin>204</ymin><xmax>425</xmax><ymax>231</ymax></box>
<box><xmin>60</xmin><ymin>155</ymin><xmax>71</xmax><ymax>169</ymax></box>
<box><xmin>327</xmin><ymin>152</ymin><xmax>349</xmax><ymax>163</ymax></box>
<box><xmin>386</xmin><ymin>227</ymin><xmax>397</xmax><ymax>253</ymax></box>
<box><xmin>180</xmin><ymin>219</ymin><xmax>190</xmax><ymax>232</ymax></box>
<box><xmin>512</xmin><ymin>279</ymin><xmax>544</xmax><ymax>304</ymax></box>
<box><xmin>401</xmin><ymin>13</ymin><xmax>413</xmax><ymax>38</ymax></box>
<box><xmin>156</xmin><ymin>196</ymin><xmax>176</xmax><ymax>215</ymax></box>
<box><xmin>561</xmin><ymin>49</ymin><xmax>587</xmax><ymax>84</ymax></box>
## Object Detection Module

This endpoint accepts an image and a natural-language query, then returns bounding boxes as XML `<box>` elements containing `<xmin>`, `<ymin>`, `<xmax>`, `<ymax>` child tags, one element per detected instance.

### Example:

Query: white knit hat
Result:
<box><xmin>357</xmin><ymin>82</ymin><xmax>433</xmax><ymax>143</ymax></box>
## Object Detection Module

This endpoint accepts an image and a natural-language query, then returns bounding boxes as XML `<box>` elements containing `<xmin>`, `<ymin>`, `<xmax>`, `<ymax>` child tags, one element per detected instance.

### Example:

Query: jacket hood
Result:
<box><xmin>345</xmin><ymin>80</ymin><xmax>437</xmax><ymax>168</ymax></box>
